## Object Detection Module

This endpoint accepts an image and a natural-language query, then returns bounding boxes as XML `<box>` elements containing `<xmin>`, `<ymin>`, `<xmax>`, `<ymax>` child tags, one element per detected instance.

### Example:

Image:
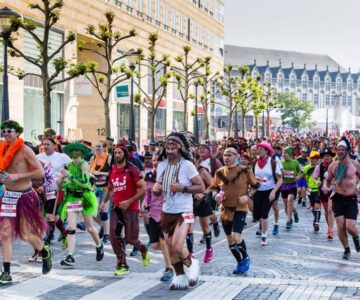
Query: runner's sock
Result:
<box><xmin>56</xmin><ymin>219</ymin><xmax>67</xmax><ymax>235</ymax></box>
<box><xmin>3</xmin><ymin>262</ymin><xmax>10</xmax><ymax>274</ymax></box>
<box><xmin>186</xmin><ymin>233</ymin><xmax>194</xmax><ymax>253</ymax></box>
<box><xmin>45</xmin><ymin>222</ymin><xmax>56</xmax><ymax>244</ymax></box>
<box><xmin>237</xmin><ymin>243</ymin><xmax>248</xmax><ymax>259</ymax></box>
<box><xmin>205</xmin><ymin>232</ymin><xmax>212</xmax><ymax>250</ymax></box>
<box><xmin>315</xmin><ymin>208</ymin><xmax>321</xmax><ymax>224</ymax></box>
<box><xmin>240</xmin><ymin>239</ymin><xmax>247</xmax><ymax>251</ymax></box>
<box><xmin>229</xmin><ymin>244</ymin><xmax>242</xmax><ymax>262</ymax></box>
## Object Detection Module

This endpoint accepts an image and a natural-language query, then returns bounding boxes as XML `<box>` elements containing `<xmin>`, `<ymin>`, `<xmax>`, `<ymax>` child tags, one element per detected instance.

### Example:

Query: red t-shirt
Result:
<box><xmin>109</xmin><ymin>164</ymin><xmax>142</xmax><ymax>211</ymax></box>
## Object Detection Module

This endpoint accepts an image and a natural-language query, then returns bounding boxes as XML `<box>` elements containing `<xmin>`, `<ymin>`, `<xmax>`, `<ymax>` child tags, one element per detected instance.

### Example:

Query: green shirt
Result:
<box><xmin>303</xmin><ymin>164</ymin><xmax>319</xmax><ymax>191</ymax></box>
<box><xmin>282</xmin><ymin>158</ymin><xmax>301</xmax><ymax>184</ymax></box>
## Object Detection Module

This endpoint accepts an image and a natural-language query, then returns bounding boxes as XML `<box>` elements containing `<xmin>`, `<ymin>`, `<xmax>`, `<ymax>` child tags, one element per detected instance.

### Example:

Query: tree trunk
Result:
<box><xmin>227</xmin><ymin>102</ymin><xmax>233</xmax><ymax>138</ymax></box>
<box><xmin>43</xmin><ymin>80</ymin><xmax>51</xmax><ymax>129</ymax></box>
<box><xmin>183</xmin><ymin>100</ymin><xmax>188</xmax><ymax>131</ymax></box>
<box><xmin>266</xmin><ymin>109</ymin><xmax>270</xmax><ymax>137</ymax></box>
<box><xmin>255</xmin><ymin>114</ymin><xmax>259</xmax><ymax>139</ymax></box>
<box><xmin>204</xmin><ymin>112</ymin><xmax>209</xmax><ymax>140</ymax></box>
<box><xmin>104</xmin><ymin>100</ymin><xmax>111</xmax><ymax>137</ymax></box>
<box><xmin>150</xmin><ymin>110</ymin><xmax>155</xmax><ymax>140</ymax></box>
<box><xmin>241</xmin><ymin>111</ymin><xmax>246</xmax><ymax>138</ymax></box>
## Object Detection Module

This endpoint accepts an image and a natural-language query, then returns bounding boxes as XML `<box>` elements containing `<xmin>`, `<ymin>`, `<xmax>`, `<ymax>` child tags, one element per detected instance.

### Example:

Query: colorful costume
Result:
<box><xmin>58</xmin><ymin>160</ymin><xmax>97</xmax><ymax>220</ymax></box>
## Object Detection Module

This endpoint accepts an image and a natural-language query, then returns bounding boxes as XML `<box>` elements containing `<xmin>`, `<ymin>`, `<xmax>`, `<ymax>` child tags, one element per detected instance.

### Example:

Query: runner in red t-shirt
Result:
<box><xmin>101</xmin><ymin>145</ymin><xmax>150</xmax><ymax>276</ymax></box>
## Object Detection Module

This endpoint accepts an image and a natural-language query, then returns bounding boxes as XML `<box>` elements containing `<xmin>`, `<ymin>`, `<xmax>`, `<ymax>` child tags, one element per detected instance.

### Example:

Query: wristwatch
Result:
<box><xmin>182</xmin><ymin>186</ymin><xmax>189</xmax><ymax>193</ymax></box>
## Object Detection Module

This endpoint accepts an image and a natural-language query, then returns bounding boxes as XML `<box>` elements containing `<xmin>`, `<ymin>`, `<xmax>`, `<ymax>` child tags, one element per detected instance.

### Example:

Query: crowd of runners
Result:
<box><xmin>0</xmin><ymin>119</ymin><xmax>360</xmax><ymax>291</ymax></box>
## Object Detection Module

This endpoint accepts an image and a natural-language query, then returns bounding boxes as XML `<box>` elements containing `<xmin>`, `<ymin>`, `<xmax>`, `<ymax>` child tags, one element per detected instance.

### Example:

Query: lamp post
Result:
<box><xmin>194</xmin><ymin>80</ymin><xmax>199</xmax><ymax>144</ymax></box>
<box><xmin>128</xmin><ymin>62</ymin><xmax>136</xmax><ymax>142</ymax></box>
<box><xmin>0</xmin><ymin>7</ymin><xmax>20</xmax><ymax>122</ymax></box>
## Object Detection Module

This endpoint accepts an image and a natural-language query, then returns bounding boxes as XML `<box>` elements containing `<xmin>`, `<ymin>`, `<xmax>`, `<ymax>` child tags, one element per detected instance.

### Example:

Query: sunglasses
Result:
<box><xmin>2</xmin><ymin>129</ymin><xmax>16</xmax><ymax>134</ymax></box>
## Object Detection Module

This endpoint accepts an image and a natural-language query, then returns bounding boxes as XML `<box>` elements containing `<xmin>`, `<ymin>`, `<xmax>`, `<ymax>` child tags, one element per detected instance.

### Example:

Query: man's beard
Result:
<box><xmin>167</xmin><ymin>152</ymin><xmax>179</xmax><ymax>161</ymax></box>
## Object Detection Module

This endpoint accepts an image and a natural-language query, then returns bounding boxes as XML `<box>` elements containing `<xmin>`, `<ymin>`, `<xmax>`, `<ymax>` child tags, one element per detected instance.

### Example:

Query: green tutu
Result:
<box><xmin>59</xmin><ymin>191</ymin><xmax>98</xmax><ymax>221</ymax></box>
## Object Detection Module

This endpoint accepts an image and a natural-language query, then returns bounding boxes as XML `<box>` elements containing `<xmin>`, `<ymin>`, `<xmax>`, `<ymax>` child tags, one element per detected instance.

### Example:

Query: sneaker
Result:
<box><xmin>0</xmin><ymin>272</ymin><xmax>12</xmax><ymax>285</ymax></box>
<box><xmin>160</xmin><ymin>268</ymin><xmax>174</xmax><ymax>282</ymax></box>
<box><xmin>142</xmin><ymin>250</ymin><xmax>150</xmax><ymax>266</ymax></box>
<box><xmin>98</xmin><ymin>226</ymin><xmax>104</xmax><ymax>239</ymax></box>
<box><xmin>256</xmin><ymin>230</ymin><xmax>261</xmax><ymax>236</ymax></box>
<box><xmin>60</xmin><ymin>254</ymin><xmax>75</xmax><ymax>266</ymax></box>
<box><xmin>233</xmin><ymin>256</ymin><xmax>251</xmax><ymax>274</ymax></box>
<box><xmin>302</xmin><ymin>201</ymin><xmax>306</xmax><ymax>207</ymax></box>
<box><xmin>42</xmin><ymin>245</ymin><xmax>52</xmax><ymax>274</ymax></box>
<box><xmin>353</xmin><ymin>236</ymin><xmax>360</xmax><ymax>252</ymax></box>
<box><xmin>96</xmin><ymin>242</ymin><xmax>104</xmax><ymax>261</ymax></box>
<box><xmin>102</xmin><ymin>234</ymin><xmax>110</xmax><ymax>244</ymax></box>
<box><xmin>28</xmin><ymin>250</ymin><xmax>40</xmax><ymax>262</ymax></box>
<box><xmin>297</xmin><ymin>198</ymin><xmax>302</xmax><ymax>204</ymax></box>
<box><xmin>199</xmin><ymin>235</ymin><xmax>205</xmax><ymax>244</ymax></box>
<box><xmin>114</xmin><ymin>265</ymin><xmax>129</xmax><ymax>276</ymax></box>
<box><xmin>314</xmin><ymin>224</ymin><xmax>320</xmax><ymax>233</ymax></box>
<box><xmin>294</xmin><ymin>212</ymin><xmax>299</xmax><ymax>223</ymax></box>
<box><xmin>342</xmin><ymin>249</ymin><xmax>351</xmax><ymax>260</ymax></box>
<box><xmin>286</xmin><ymin>221</ymin><xmax>292</xmax><ymax>230</ymax></box>
<box><xmin>76</xmin><ymin>222</ymin><xmax>86</xmax><ymax>231</ymax></box>
<box><xmin>327</xmin><ymin>229</ymin><xmax>334</xmax><ymax>240</ymax></box>
<box><xmin>261</xmin><ymin>237</ymin><xmax>267</xmax><ymax>246</ymax></box>
<box><xmin>272</xmin><ymin>224</ymin><xmax>279</xmax><ymax>236</ymax></box>
<box><xmin>213</xmin><ymin>222</ymin><xmax>220</xmax><ymax>237</ymax></box>
<box><xmin>130</xmin><ymin>248</ymin><xmax>138</xmax><ymax>256</ymax></box>
<box><xmin>203</xmin><ymin>247</ymin><xmax>214</xmax><ymax>263</ymax></box>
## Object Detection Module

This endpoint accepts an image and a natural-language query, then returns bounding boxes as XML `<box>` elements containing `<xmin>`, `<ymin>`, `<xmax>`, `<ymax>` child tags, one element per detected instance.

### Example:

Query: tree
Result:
<box><xmin>172</xmin><ymin>46</ymin><xmax>207</xmax><ymax>131</ymax></box>
<box><xmin>78</xmin><ymin>11</ymin><xmax>137</xmax><ymax>137</ymax></box>
<box><xmin>251</xmin><ymin>97</ymin><xmax>266</xmax><ymax>139</ymax></box>
<box><xmin>132</xmin><ymin>33</ymin><xmax>171</xmax><ymax>140</ymax></box>
<box><xmin>7</xmin><ymin>0</ymin><xmax>85</xmax><ymax>128</ymax></box>
<box><xmin>278</xmin><ymin>92</ymin><xmax>316</xmax><ymax>132</ymax></box>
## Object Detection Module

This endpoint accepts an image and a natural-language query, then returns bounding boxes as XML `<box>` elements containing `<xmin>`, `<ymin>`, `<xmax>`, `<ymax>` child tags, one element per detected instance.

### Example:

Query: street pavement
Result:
<box><xmin>1</xmin><ymin>202</ymin><xmax>360</xmax><ymax>300</ymax></box>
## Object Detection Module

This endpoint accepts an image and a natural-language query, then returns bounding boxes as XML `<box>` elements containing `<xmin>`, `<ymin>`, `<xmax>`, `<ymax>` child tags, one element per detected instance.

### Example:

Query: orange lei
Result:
<box><xmin>0</xmin><ymin>138</ymin><xmax>25</xmax><ymax>171</ymax></box>
<box><xmin>91</xmin><ymin>153</ymin><xmax>108</xmax><ymax>172</ymax></box>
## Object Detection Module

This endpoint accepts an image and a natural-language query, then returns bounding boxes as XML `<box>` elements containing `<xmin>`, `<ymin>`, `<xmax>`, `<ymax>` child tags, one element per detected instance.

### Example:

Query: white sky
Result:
<box><xmin>224</xmin><ymin>0</ymin><xmax>360</xmax><ymax>71</ymax></box>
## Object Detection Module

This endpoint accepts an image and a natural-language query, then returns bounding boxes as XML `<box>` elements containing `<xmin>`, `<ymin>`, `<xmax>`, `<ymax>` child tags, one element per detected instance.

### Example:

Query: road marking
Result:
<box><xmin>79</xmin><ymin>277</ymin><xmax>159</xmax><ymax>300</ymax></box>
<box><xmin>0</xmin><ymin>274</ymin><xmax>83</xmax><ymax>299</ymax></box>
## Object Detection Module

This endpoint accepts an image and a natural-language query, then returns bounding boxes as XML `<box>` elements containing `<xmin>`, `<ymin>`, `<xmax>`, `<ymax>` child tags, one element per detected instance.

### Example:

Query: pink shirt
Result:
<box><xmin>144</xmin><ymin>181</ymin><xmax>163</xmax><ymax>222</ymax></box>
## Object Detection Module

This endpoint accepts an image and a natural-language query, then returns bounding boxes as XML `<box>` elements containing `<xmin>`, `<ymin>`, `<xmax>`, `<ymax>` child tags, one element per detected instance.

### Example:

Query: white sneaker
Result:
<box><xmin>261</xmin><ymin>237</ymin><xmax>267</xmax><ymax>246</ymax></box>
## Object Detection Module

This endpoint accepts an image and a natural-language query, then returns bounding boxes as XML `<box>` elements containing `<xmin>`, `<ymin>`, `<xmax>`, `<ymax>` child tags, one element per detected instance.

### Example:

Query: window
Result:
<box><xmin>117</xmin><ymin>103</ymin><xmax>140</xmax><ymax>144</ymax></box>
<box><xmin>302</xmin><ymin>93</ymin><xmax>307</xmax><ymax>101</ymax></box>
<box><xmin>155</xmin><ymin>0</ymin><xmax>160</xmax><ymax>20</ymax></box>
<box><xmin>137</xmin><ymin>0</ymin><xmax>143</xmax><ymax>12</ymax></box>
<box><xmin>314</xmin><ymin>94</ymin><xmax>319</xmax><ymax>107</ymax></box>
<box><xmin>342</xmin><ymin>93</ymin><xmax>346</xmax><ymax>106</ymax></box>
<box><xmin>278</xmin><ymin>75</ymin><xmax>284</xmax><ymax>87</ymax></box>
<box><xmin>348</xmin><ymin>82</ymin><xmax>352</xmax><ymax>91</ymax></box>
<box><xmin>325</xmin><ymin>94</ymin><xmax>330</xmax><ymax>107</ymax></box>
<box><xmin>148</xmin><ymin>108</ymin><xmax>166</xmax><ymax>136</ymax></box>
<box><xmin>146</xmin><ymin>0</ymin><xmax>152</xmax><ymax>16</ymax></box>
<box><xmin>173</xmin><ymin>111</ymin><xmax>184</xmax><ymax>131</ymax></box>
<box><xmin>164</xmin><ymin>5</ymin><xmax>168</xmax><ymax>26</ymax></box>
<box><xmin>314</xmin><ymin>79</ymin><xmax>319</xmax><ymax>89</ymax></box>
<box><xmin>331</xmin><ymin>93</ymin><xmax>335</xmax><ymax>106</ymax></box>
<box><xmin>172</xmin><ymin>9</ymin><xmax>176</xmax><ymax>30</ymax></box>
<box><xmin>348</xmin><ymin>96</ymin><xmax>352</xmax><ymax>107</ymax></box>
<box><xmin>302</xmin><ymin>77</ymin><xmax>307</xmax><ymax>88</ymax></box>
<box><xmin>290</xmin><ymin>76</ymin><xmax>295</xmax><ymax>88</ymax></box>
<box><xmin>214</xmin><ymin>0</ymin><xmax>224</xmax><ymax>23</ymax></box>
<box><xmin>325</xmin><ymin>79</ymin><xmax>330</xmax><ymax>90</ymax></box>
<box><xmin>179</xmin><ymin>15</ymin><xmax>183</xmax><ymax>33</ymax></box>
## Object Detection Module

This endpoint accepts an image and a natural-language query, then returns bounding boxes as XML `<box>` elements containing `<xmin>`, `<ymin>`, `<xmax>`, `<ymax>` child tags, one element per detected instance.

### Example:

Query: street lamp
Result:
<box><xmin>0</xmin><ymin>7</ymin><xmax>20</xmax><ymax>122</ymax></box>
<box><xmin>194</xmin><ymin>80</ymin><xmax>199</xmax><ymax>144</ymax></box>
<box><xmin>127</xmin><ymin>52</ymin><xmax>138</xmax><ymax>142</ymax></box>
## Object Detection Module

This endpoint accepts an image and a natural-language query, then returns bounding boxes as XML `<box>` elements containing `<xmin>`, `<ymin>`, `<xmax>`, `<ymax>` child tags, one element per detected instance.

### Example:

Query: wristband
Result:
<box><xmin>182</xmin><ymin>186</ymin><xmax>189</xmax><ymax>193</ymax></box>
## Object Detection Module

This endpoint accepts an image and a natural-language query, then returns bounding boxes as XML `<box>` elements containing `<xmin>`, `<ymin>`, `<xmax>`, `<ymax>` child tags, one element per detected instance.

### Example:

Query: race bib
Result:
<box><xmin>182</xmin><ymin>211</ymin><xmax>195</xmax><ymax>224</ymax></box>
<box><xmin>67</xmin><ymin>201</ymin><xmax>83</xmax><ymax>212</ymax></box>
<box><xmin>0</xmin><ymin>191</ymin><xmax>22</xmax><ymax>217</ymax></box>
<box><xmin>46</xmin><ymin>191</ymin><xmax>56</xmax><ymax>200</ymax></box>
<box><xmin>283</xmin><ymin>170</ymin><xmax>295</xmax><ymax>179</ymax></box>
<box><xmin>256</xmin><ymin>176</ymin><xmax>267</xmax><ymax>183</ymax></box>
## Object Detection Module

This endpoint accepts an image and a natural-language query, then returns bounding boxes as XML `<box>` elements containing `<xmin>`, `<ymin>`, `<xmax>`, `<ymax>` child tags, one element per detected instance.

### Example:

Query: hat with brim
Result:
<box><xmin>64</xmin><ymin>142</ymin><xmax>91</xmax><ymax>156</ymax></box>
<box><xmin>320</xmin><ymin>148</ymin><xmax>335</xmax><ymax>158</ymax></box>
<box><xmin>309</xmin><ymin>151</ymin><xmax>320</xmax><ymax>159</ymax></box>
<box><xmin>256</xmin><ymin>141</ymin><xmax>274</xmax><ymax>154</ymax></box>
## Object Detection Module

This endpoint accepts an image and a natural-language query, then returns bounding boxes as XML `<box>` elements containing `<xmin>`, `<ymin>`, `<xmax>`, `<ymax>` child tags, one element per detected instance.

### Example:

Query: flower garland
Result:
<box><xmin>0</xmin><ymin>138</ymin><xmax>25</xmax><ymax>171</ymax></box>
<box><xmin>90</xmin><ymin>153</ymin><xmax>108</xmax><ymax>172</ymax></box>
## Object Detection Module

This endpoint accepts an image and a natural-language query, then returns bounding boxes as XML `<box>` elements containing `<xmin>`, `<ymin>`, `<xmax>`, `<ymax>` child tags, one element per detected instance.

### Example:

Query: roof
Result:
<box><xmin>225</xmin><ymin>45</ymin><xmax>346</xmax><ymax>72</ymax></box>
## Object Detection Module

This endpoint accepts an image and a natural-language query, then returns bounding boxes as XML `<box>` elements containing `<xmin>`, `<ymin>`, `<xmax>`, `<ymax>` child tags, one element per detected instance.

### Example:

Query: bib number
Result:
<box><xmin>0</xmin><ymin>191</ymin><xmax>22</xmax><ymax>217</ymax></box>
<box><xmin>67</xmin><ymin>201</ymin><xmax>83</xmax><ymax>213</ymax></box>
<box><xmin>46</xmin><ymin>191</ymin><xmax>56</xmax><ymax>200</ymax></box>
<box><xmin>182</xmin><ymin>211</ymin><xmax>194</xmax><ymax>224</ymax></box>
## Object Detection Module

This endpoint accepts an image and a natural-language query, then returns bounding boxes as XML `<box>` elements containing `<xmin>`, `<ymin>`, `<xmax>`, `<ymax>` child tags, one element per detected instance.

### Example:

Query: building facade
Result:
<box><xmin>1</xmin><ymin>0</ymin><xmax>224</xmax><ymax>144</ymax></box>
<box><xmin>224</xmin><ymin>45</ymin><xmax>360</xmax><ymax>134</ymax></box>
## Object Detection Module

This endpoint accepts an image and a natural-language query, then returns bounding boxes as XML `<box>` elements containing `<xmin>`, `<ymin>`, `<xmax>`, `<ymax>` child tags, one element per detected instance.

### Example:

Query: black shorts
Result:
<box><xmin>148</xmin><ymin>217</ymin><xmax>164</xmax><ymax>243</ymax></box>
<box><xmin>221</xmin><ymin>211</ymin><xmax>247</xmax><ymax>235</ymax></box>
<box><xmin>281</xmin><ymin>188</ymin><xmax>297</xmax><ymax>199</ymax></box>
<box><xmin>193</xmin><ymin>194</ymin><xmax>213</xmax><ymax>217</ymax></box>
<box><xmin>309</xmin><ymin>191</ymin><xmax>320</xmax><ymax>206</ymax></box>
<box><xmin>331</xmin><ymin>193</ymin><xmax>358</xmax><ymax>220</ymax></box>
<box><xmin>43</xmin><ymin>199</ymin><xmax>57</xmax><ymax>215</ymax></box>
<box><xmin>253</xmin><ymin>189</ymin><xmax>273</xmax><ymax>221</ymax></box>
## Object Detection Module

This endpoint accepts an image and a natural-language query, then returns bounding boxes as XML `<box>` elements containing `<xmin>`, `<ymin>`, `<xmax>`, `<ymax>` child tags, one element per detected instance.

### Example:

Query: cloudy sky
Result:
<box><xmin>224</xmin><ymin>0</ymin><xmax>360</xmax><ymax>71</ymax></box>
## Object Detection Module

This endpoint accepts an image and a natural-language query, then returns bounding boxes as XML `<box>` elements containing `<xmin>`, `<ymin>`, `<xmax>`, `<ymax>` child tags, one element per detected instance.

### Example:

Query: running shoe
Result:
<box><xmin>204</xmin><ymin>247</ymin><xmax>214</xmax><ymax>263</ymax></box>
<box><xmin>102</xmin><ymin>234</ymin><xmax>110</xmax><ymax>244</ymax></box>
<box><xmin>98</xmin><ymin>226</ymin><xmax>104</xmax><ymax>239</ymax></box>
<box><xmin>114</xmin><ymin>265</ymin><xmax>129</xmax><ymax>276</ymax></box>
<box><xmin>314</xmin><ymin>224</ymin><xmax>320</xmax><ymax>232</ymax></box>
<box><xmin>294</xmin><ymin>212</ymin><xmax>299</xmax><ymax>223</ymax></box>
<box><xmin>42</xmin><ymin>245</ymin><xmax>52</xmax><ymax>274</ymax></box>
<box><xmin>286</xmin><ymin>221</ymin><xmax>292</xmax><ymax>230</ymax></box>
<box><xmin>342</xmin><ymin>249</ymin><xmax>351</xmax><ymax>260</ymax></box>
<box><xmin>233</xmin><ymin>256</ymin><xmax>251</xmax><ymax>274</ymax></box>
<box><xmin>0</xmin><ymin>272</ymin><xmax>12</xmax><ymax>285</ymax></box>
<box><xmin>199</xmin><ymin>235</ymin><xmax>205</xmax><ymax>244</ymax></box>
<box><xmin>61</xmin><ymin>254</ymin><xmax>75</xmax><ymax>266</ymax></box>
<box><xmin>96</xmin><ymin>242</ymin><xmax>104</xmax><ymax>261</ymax></box>
<box><xmin>213</xmin><ymin>222</ymin><xmax>220</xmax><ymax>237</ymax></box>
<box><xmin>142</xmin><ymin>250</ymin><xmax>150</xmax><ymax>266</ymax></box>
<box><xmin>353</xmin><ymin>236</ymin><xmax>360</xmax><ymax>252</ymax></box>
<box><xmin>28</xmin><ymin>250</ymin><xmax>40</xmax><ymax>262</ymax></box>
<box><xmin>327</xmin><ymin>229</ymin><xmax>334</xmax><ymax>240</ymax></box>
<box><xmin>160</xmin><ymin>268</ymin><xmax>174</xmax><ymax>282</ymax></box>
<box><xmin>256</xmin><ymin>230</ymin><xmax>262</xmax><ymax>236</ymax></box>
<box><xmin>272</xmin><ymin>224</ymin><xmax>279</xmax><ymax>236</ymax></box>
<box><xmin>261</xmin><ymin>237</ymin><xmax>267</xmax><ymax>246</ymax></box>
<box><xmin>76</xmin><ymin>222</ymin><xmax>86</xmax><ymax>231</ymax></box>
<box><xmin>130</xmin><ymin>247</ymin><xmax>138</xmax><ymax>256</ymax></box>
<box><xmin>302</xmin><ymin>201</ymin><xmax>306</xmax><ymax>207</ymax></box>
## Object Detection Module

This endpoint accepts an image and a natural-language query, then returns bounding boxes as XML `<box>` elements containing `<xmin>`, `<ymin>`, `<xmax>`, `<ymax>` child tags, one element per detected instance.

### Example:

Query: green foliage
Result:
<box><xmin>278</xmin><ymin>92</ymin><xmax>315</xmax><ymax>132</ymax></box>
<box><xmin>134</xmin><ymin>91</ymin><xmax>142</xmax><ymax>103</ymax></box>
